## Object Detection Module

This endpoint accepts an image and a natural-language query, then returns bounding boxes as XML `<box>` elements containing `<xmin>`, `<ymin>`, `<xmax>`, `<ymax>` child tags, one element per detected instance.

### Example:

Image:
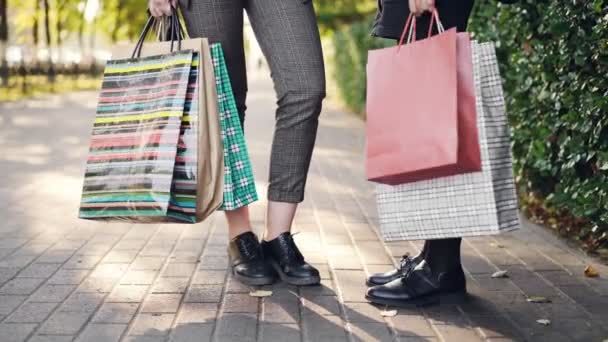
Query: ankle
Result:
<box><xmin>229</xmin><ymin>227</ymin><xmax>255</xmax><ymax>240</ymax></box>
<box><xmin>264</xmin><ymin>229</ymin><xmax>290</xmax><ymax>242</ymax></box>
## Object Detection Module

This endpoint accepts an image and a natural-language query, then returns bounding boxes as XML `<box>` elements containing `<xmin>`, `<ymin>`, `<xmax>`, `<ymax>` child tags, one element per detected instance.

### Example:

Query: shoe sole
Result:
<box><xmin>366</xmin><ymin>279</ymin><xmax>397</xmax><ymax>287</ymax></box>
<box><xmin>231</xmin><ymin>268</ymin><xmax>277</xmax><ymax>286</ymax></box>
<box><xmin>228</xmin><ymin>253</ymin><xmax>277</xmax><ymax>286</ymax></box>
<box><xmin>365</xmin><ymin>291</ymin><xmax>467</xmax><ymax>308</ymax></box>
<box><xmin>270</xmin><ymin>261</ymin><xmax>321</xmax><ymax>286</ymax></box>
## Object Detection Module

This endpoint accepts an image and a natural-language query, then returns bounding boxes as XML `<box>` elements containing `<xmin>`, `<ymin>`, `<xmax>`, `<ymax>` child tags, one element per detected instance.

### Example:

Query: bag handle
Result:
<box><xmin>397</xmin><ymin>8</ymin><xmax>445</xmax><ymax>52</ymax></box>
<box><xmin>131</xmin><ymin>4</ymin><xmax>183</xmax><ymax>59</ymax></box>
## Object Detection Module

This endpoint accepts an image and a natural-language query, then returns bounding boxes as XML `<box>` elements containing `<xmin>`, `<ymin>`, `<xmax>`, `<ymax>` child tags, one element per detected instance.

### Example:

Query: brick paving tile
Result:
<box><xmin>128</xmin><ymin>313</ymin><xmax>175</xmax><ymax>336</ymax></box>
<box><xmin>27</xmin><ymin>285</ymin><xmax>76</xmax><ymax>303</ymax></box>
<box><xmin>62</xmin><ymin>255</ymin><xmax>104</xmax><ymax>270</ymax></box>
<box><xmin>106</xmin><ymin>285</ymin><xmax>148</xmax><ymax>303</ymax></box>
<box><xmin>5</xmin><ymin>302</ymin><xmax>57</xmax><ymax>323</ymax></box>
<box><xmin>191</xmin><ymin>270</ymin><xmax>226</xmax><ymax>285</ymax></box>
<box><xmin>301</xmin><ymin>296</ymin><xmax>341</xmax><ymax>317</ymax></box>
<box><xmin>214</xmin><ymin>313</ymin><xmax>257</xmax><ymax>342</ymax></box>
<box><xmin>140</xmin><ymin>294</ymin><xmax>183</xmax><ymax>313</ymax></box>
<box><xmin>78</xmin><ymin>277</ymin><xmax>117</xmax><ymax>294</ymax></box>
<box><xmin>93</xmin><ymin>303</ymin><xmax>139</xmax><ymax>324</ymax></box>
<box><xmin>38</xmin><ymin>311</ymin><xmax>92</xmax><ymax>335</ymax></box>
<box><xmin>176</xmin><ymin>303</ymin><xmax>217</xmax><ymax>324</ymax></box>
<box><xmin>77</xmin><ymin>323</ymin><xmax>127</xmax><ymax>342</ymax></box>
<box><xmin>170</xmin><ymin>323</ymin><xmax>214</xmax><ymax>342</ymax></box>
<box><xmin>0</xmin><ymin>323</ymin><xmax>38</xmax><ymax>342</ymax></box>
<box><xmin>46</xmin><ymin>269</ymin><xmax>90</xmax><ymax>285</ymax></box>
<box><xmin>58</xmin><ymin>291</ymin><xmax>105</xmax><ymax>313</ymax></box>
<box><xmin>302</xmin><ymin>314</ymin><xmax>348</xmax><ymax>342</ymax></box>
<box><xmin>183</xmin><ymin>285</ymin><xmax>223</xmax><ymax>303</ymax></box>
<box><xmin>222</xmin><ymin>293</ymin><xmax>259</xmax><ymax>313</ymax></box>
<box><xmin>120</xmin><ymin>270</ymin><xmax>158</xmax><ymax>285</ymax></box>
<box><xmin>0</xmin><ymin>295</ymin><xmax>27</xmax><ymax>315</ymax></box>
<box><xmin>390</xmin><ymin>314</ymin><xmax>437</xmax><ymax>337</ymax></box>
<box><xmin>151</xmin><ymin>277</ymin><xmax>189</xmax><ymax>294</ymax></box>
<box><xmin>16</xmin><ymin>263</ymin><xmax>61</xmax><ymax>279</ymax></box>
<box><xmin>197</xmin><ymin>255</ymin><xmax>228</xmax><ymax>270</ymax></box>
<box><xmin>161</xmin><ymin>263</ymin><xmax>197</xmax><ymax>278</ymax></box>
<box><xmin>28</xmin><ymin>336</ymin><xmax>74</xmax><ymax>342</ymax></box>
<box><xmin>349</xmin><ymin>322</ymin><xmax>394</xmax><ymax>342</ymax></box>
<box><xmin>0</xmin><ymin>278</ymin><xmax>46</xmax><ymax>295</ymax></box>
<box><xmin>258</xmin><ymin>323</ymin><xmax>300</xmax><ymax>342</ymax></box>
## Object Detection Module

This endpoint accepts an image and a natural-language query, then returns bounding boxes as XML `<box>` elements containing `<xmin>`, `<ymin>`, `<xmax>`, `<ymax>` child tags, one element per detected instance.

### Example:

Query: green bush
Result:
<box><xmin>469</xmin><ymin>0</ymin><xmax>607</xmax><ymax>252</ymax></box>
<box><xmin>331</xmin><ymin>1</ymin><xmax>607</xmax><ymax>253</ymax></box>
<box><xmin>332</xmin><ymin>17</ymin><xmax>392</xmax><ymax>116</ymax></box>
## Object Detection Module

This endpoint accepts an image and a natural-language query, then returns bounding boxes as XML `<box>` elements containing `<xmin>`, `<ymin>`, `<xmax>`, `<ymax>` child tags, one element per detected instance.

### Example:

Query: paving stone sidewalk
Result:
<box><xmin>0</xmin><ymin>75</ymin><xmax>607</xmax><ymax>342</ymax></box>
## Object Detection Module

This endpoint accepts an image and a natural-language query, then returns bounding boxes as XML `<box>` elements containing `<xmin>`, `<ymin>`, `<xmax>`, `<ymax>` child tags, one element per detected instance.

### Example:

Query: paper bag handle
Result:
<box><xmin>397</xmin><ymin>9</ymin><xmax>445</xmax><ymax>52</ymax></box>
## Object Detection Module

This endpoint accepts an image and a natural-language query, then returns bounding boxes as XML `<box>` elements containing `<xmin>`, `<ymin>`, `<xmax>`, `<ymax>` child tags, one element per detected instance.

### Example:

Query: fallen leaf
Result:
<box><xmin>380</xmin><ymin>310</ymin><xmax>398</xmax><ymax>317</ymax></box>
<box><xmin>527</xmin><ymin>296</ymin><xmax>551</xmax><ymax>303</ymax></box>
<box><xmin>491</xmin><ymin>270</ymin><xmax>509</xmax><ymax>278</ymax></box>
<box><xmin>249</xmin><ymin>290</ymin><xmax>273</xmax><ymax>298</ymax></box>
<box><xmin>536</xmin><ymin>319</ymin><xmax>551</xmax><ymax>326</ymax></box>
<box><xmin>584</xmin><ymin>265</ymin><xmax>599</xmax><ymax>278</ymax></box>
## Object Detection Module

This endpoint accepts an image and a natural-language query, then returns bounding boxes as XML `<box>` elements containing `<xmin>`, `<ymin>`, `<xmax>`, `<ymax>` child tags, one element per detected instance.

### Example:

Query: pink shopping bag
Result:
<box><xmin>366</xmin><ymin>10</ymin><xmax>481</xmax><ymax>185</ymax></box>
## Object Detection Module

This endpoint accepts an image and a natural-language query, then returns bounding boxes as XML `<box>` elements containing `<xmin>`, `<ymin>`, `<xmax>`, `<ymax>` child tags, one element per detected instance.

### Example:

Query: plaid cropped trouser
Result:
<box><xmin>180</xmin><ymin>0</ymin><xmax>326</xmax><ymax>203</ymax></box>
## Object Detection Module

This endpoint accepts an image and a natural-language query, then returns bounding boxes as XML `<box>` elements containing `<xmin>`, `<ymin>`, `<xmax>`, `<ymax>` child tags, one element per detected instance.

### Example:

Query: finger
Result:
<box><xmin>408</xmin><ymin>0</ymin><xmax>419</xmax><ymax>14</ymax></box>
<box><xmin>161</xmin><ymin>2</ymin><xmax>173</xmax><ymax>16</ymax></box>
<box><xmin>149</xmin><ymin>7</ymin><xmax>161</xmax><ymax>18</ymax></box>
<box><xmin>416</xmin><ymin>0</ymin><xmax>427</xmax><ymax>14</ymax></box>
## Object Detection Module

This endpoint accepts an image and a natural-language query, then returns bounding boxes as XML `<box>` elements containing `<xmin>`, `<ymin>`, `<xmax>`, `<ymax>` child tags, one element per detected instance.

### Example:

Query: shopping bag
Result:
<box><xmin>78</xmin><ymin>14</ymin><xmax>224</xmax><ymax>223</ymax></box>
<box><xmin>366</xmin><ymin>10</ymin><xmax>481</xmax><ymax>185</ymax></box>
<box><xmin>210</xmin><ymin>44</ymin><xmax>259</xmax><ymax>210</ymax></box>
<box><xmin>375</xmin><ymin>40</ymin><xmax>520</xmax><ymax>241</ymax></box>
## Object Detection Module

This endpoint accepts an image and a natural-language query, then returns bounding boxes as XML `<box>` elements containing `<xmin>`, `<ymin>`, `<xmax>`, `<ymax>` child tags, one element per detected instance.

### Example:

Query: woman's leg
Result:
<box><xmin>245</xmin><ymin>0</ymin><xmax>326</xmax><ymax>237</ymax></box>
<box><xmin>246</xmin><ymin>0</ymin><xmax>325</xmax><ymax>285</ymax></box>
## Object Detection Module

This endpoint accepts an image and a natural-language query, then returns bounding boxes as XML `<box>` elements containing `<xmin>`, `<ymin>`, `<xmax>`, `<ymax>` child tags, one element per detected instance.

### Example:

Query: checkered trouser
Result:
<box><xmin>181</xmin><ymin>0</ymin><xmax>326</xmax><ymax>203</ymax></box>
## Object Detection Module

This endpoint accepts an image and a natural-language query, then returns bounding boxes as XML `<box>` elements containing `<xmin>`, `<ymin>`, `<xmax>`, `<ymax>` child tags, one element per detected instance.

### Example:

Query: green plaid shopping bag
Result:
<box><xmin>211</xmin><ymin>44</ymin><xmax>258</xmax><ymax>210</ymax></box>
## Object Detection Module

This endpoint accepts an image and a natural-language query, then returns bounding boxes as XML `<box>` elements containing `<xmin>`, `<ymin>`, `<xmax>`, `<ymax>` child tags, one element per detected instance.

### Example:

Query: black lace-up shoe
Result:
<box><xmin>262</xmin><ymin>232</ymin><xmax>320</xmax><ymax>286</ymax></box>
<box><xmin>228</xmin><ymin>232</ymin><xmax>278</xmax><ymax>286</ymax></box>
<box><xmin>365</xmin><ymin>260</ymin><xmax>466</xmax><ymax>307</ymax></box>
<box><xmin>366</xmin><ymin>254</ymin><xmax>422</xmax><ymax>286</ymax></box>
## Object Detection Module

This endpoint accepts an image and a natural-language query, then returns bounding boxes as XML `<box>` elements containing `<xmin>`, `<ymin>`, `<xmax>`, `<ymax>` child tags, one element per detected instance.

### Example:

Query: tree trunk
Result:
<box><xmin>0</xmin><ymin>0</ymin><xmax>8</xmax><ymax>86</ymax></box>
<box><xmin>42</xmin><ymin>0</ymin><xmax>54</xmax><ymax>82</ymax></box>
<box><xmin>111</xmin><ymin>0</ymin><xmax>124</xmax><ymax>43</ymax></box>
<box><xmin>78</xmin><ymin>0</ymin><xmax>89</xmax><ymax>55</ymax></box>
<box><xmin>56</xmin><ymin>0</ymin><xmax>67</xmax><ymax>63</ymax></box>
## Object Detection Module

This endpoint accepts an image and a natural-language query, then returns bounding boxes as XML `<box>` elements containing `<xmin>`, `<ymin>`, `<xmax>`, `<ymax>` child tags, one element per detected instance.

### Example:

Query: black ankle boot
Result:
<box><xmin>228</xmin><ymin>232</ymin><xmax>278</xmax><ymax>286</ymax></box>
<box><xmin>365</xmin><ymin>260</ymin><xmax>466</xmax><ymax>307</ymax></box>
<box><xmin>366</xmin><ymin>254</ymin><xmax>423</xmax><ymax>286</ymax></box>
<box><xmin>261</xmin><ymin>232</ymin><xmax>320</xmax><ymax>286</ymax></box>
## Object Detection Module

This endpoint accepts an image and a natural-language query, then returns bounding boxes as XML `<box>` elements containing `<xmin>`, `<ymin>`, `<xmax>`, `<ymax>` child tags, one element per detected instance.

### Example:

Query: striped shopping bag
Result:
<box><xmin>210</xmin><ymin>44</ymin><xmax>259</xmax><ymax>210</ymax></box>
<box><xmin>79</xmin><ymin>50</ymin><xmax>195</xmax><ymax>221</ymax></box>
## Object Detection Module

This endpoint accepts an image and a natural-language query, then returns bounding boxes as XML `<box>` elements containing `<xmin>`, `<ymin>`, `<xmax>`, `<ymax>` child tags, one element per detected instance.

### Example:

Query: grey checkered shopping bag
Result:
<box><xmin>375</xmin><ymin>41</ymin><xmax>520</xmax><ymax>241</ymax></box>
<box><xmin>210</xmin><ymin>44</ymin><xmax>259</xmax><ymax>211</ymax></box>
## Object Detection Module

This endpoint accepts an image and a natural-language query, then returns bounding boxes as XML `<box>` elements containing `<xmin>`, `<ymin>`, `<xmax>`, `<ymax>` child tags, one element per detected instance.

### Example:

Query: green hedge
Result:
<box><xmin>331</xmin><ymin>1</ymin><xmax>607</xmax><ymax>252</ymax></box>
<box><xmin>469</xmin><ymin>0</ymin><xmax>607</xmax><ymax>251</ymax></box>
<box><xmin>332</xmin><ymin>17</ymin><xmax>392</xmax><ymax>116</ymax></box>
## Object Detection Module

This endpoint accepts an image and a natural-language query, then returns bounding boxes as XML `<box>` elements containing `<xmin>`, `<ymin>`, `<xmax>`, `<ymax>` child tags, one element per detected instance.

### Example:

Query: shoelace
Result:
<box><xmin>280</xmin><ymin>234</ymin><xmax>305</xmax><ymax>265</ymax></box>
<box><xmin>235</xmin><ymin>235</ymin><xmax>262</xmax><ymax>261</ymax></box>
<box><xmin>398</xmin><ymin>254</ymin><xmax>415</xmax><ymax>275</ymax></box>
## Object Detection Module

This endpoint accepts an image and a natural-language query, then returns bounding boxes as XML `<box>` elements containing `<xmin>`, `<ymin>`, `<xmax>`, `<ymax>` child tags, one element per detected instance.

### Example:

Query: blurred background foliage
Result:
<box><xmin>1</xmin><ymin>0</ymin><xmax>606</xmax><ymax>258</ymax></box>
